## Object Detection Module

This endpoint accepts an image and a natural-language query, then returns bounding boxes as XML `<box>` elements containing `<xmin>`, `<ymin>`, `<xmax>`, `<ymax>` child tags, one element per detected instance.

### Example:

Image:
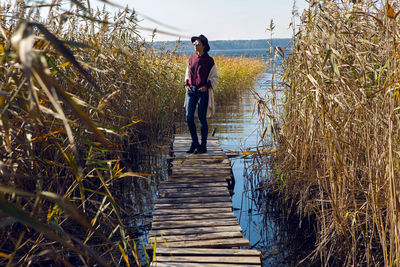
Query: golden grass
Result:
<box><xmin>256</xmin><ymin>1</ymin><xmax>400</xmax><ymax>265</ymax></box>
<box><xmin>213</xmin><ymin>55</ymin><xmax>265</xmax><ymax>102</ymax></box>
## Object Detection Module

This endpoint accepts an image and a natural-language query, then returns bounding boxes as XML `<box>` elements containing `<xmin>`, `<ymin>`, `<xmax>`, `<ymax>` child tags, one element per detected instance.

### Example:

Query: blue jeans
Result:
<box><xmin>186</xmin><ymin>86</ymin><xmax>209</xmax><ymax>148</ymax></box>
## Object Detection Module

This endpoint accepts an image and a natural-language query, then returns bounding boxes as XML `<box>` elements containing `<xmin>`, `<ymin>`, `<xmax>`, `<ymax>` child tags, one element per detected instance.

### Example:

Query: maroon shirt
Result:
<box><xmin>185</xmin><ymin>53</ymin><xmax>215</xmax><ymax>89</ymax></box>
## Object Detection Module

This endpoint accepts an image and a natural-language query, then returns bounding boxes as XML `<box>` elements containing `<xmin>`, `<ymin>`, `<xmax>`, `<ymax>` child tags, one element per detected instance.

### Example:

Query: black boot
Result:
<box><xmin>194</xmin><ymin>145</ymin><xmax>207</xmax><ymax>154</ymax></box>
<box><xmin>186</xmin><ymin>142</ymin><xmax>199</xmax><ymax>153</ymax></box>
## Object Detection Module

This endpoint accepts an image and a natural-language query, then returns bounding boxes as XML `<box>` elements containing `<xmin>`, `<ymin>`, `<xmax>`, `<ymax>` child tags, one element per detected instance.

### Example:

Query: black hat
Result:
<box><xmin>191</xmin><ymin>34</ymin><xmax>210</xmax><ymax>53</ymax></box>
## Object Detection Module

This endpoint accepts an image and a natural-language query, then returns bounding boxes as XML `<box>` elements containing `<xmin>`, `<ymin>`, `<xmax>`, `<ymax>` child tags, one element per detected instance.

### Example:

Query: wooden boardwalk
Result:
<box><xmin>147</xmin><ymin>134</ymin><xmax>261</xmax><ymax>266</ymax></box>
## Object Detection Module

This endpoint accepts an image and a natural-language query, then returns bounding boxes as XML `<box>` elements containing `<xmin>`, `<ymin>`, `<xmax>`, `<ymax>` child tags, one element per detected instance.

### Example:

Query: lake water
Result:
<box><xmin>127</xmin><ymin>41</ymin><xmax>314</xmax><ymax>266</ymax></box>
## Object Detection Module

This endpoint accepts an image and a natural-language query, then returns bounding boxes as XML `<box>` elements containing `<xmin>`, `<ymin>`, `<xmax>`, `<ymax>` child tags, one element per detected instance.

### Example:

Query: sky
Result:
<box><xmin>93</xmin><ymin>0</ymin><xmax>309</xmax><ymax>41</ymax></box>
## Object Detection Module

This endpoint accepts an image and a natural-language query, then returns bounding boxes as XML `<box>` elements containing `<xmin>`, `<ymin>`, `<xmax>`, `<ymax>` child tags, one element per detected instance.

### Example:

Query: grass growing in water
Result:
<box><xmin>0</xmin><ymin>1</ymin><xmax>264</xmax><ymax>265</ymax></box>
<box><xmin>256</xmin><ymin>1</ymin><xmax>400</xmax><ymax>265</ymax></box>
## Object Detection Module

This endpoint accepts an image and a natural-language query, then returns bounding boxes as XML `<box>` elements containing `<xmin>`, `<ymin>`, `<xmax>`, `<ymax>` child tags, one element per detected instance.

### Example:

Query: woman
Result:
<box><xmin>184</xmin><ymin>34</ymin><xmax>218</xmax><ymax>154</ymax></box>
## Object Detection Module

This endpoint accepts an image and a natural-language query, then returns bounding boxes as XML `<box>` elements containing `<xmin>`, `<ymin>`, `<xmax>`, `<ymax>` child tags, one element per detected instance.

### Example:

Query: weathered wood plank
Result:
<box><xmin>173</xmin><ymin>150</ymin><xmax>224</xmax><ymax>154</ymax></box>
<box><xmin>172</xmin><ymin>161</ymin><xmax>230</xmax><ymax>166</ymax></box>
<box><xmin>153</xmin><ymin>237</ymin><xmax>250</xmax><ymax>248</ymax></box>
<box><xmin>166</xmin><ymin>178</ymin><xmax>231</xmax><ymax>184</ymax></box>
<box><xmin>149</xmin><ymin>225</ymin><xmax>242</xmax><ymax>236</ymax></box>
<box><xmin>157</xmin><ymin>191</ymin><xmax>230</xmax><ymax>199</ymax></box>
<box><xmin>150</xmin><ymin>218</ymin><xmax>239</xmax><ymax>230</ymax></box>
<box><xmin>155</xmin><ymin>196</ymin><xmax>231</xmax><ymax>204</ymax></box>
<box><xmin>171</xmin><ymin>168</ymin><xmax>232</xmax><ymax>172</ymax></box>
<box><xmin>171</xmin><ymin>165</ymin><xmax>232</xmax><ymax>169</ymax></box>
<box><xmin>153</xmin><ymin>247</ymin><xmax>261</xmax><ymax>256</ymax></box>
<box><xmin>154</xmin><ymin>202</ymin><xmax>232</xmax><ymax>210</ymax></box>
<box><xmin>173</xmin><ymin>136</ymin><xmax>219</xmax><ymax>140</ymax></box>
<box><xmin>173</xmin><ymin>136</ymin><xmax>218</xmax><ymax>141</ymax></box>
<box><xmin>172</xmin><ymin>156</ymin><xmax>228</xmax><ymax>161</ymax></box>
<box><xmin>159</xmin><ymin>187</ymin><xmax>229</xmax><ymax>194</ymax></box>
<box><xmin>152</xmin><ymin>255</ymin><xmax>259</xmax><ymax>264</ymax></box>
<box><xmin>159</xmin><ymin>182</ymin><xmax>228</xmax><ymax>189</ymax></box>
<box><xmin>169</xmin><ymin>173</ymin><xmax>232</xmax><ymax>178</ymax></box>
<box><xmin>150</xmin><ymin>263</ymin><xmax>248</xmax><ymax>267</ymax></box>
<box><xmin>153</xmin><ymin>212</ymin><xmax>237</xmax><ymax>222</ymax></box>
<box><xmin>169</xmin><ymin>174</ymin><xmax>232</xmax><ymax>179</ymax></box>
<box><xmin>150</xmin><ymin>263</ymin><xmax>259</xmax><ymax>267</ymax></box>
<box><xmin>152</xmin><ymin>207</ymin><xmax>232</xmax><ymax>216</ymax></box>
<box><xmin>153</xmin><ymin>231</ymin><xmax>243</xmax><ymax>242</ymax></box>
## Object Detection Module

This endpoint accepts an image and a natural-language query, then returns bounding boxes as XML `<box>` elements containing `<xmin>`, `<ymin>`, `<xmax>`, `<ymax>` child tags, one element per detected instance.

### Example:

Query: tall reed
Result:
<box><xmin>213</xmin><ymin>55</ymin><xmax>265</xmax><ymax>102</ymax></box>
<box><xmin>0</xmin><ymin>1</ymin><xmax>265</xmax><ymax>265</ymax></box>
<box><xmin>0</xmin><ymin>1</ymin><xmax>184</xmax><ymax>265</ymax></box>
<box><xmin>256</xmin><ymin>0</ymin><xmax>400</xmax><ymax>265</ymax></box>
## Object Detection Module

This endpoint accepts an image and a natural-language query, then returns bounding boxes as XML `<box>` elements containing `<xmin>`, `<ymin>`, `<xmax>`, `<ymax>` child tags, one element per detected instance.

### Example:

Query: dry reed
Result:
<box><xmin>256</xmin><ymin>0</ymin><xmax>400</xmax><ymax>265</ymax></box>
<box><xmin>0</xmin><ymin>0</ymin><xmax>264</xmax><ymax>265</ymax></box>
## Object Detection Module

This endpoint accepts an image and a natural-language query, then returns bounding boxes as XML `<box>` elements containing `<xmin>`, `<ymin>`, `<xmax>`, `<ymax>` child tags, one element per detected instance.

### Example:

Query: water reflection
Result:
<box><xmin>117</xmin><ymin>143</ymin><xmax>170</xmax><ymax>266</ymax></box>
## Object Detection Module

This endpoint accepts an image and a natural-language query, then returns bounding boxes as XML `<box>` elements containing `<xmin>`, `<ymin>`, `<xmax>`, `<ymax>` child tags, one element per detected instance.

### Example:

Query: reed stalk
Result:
<box><xmin>0</xmin><ymin>1</ymin><xmax>265</xmax><ymax>265</ymax></box>
<box><xmin>256</xmin><ymin>0</ymin><xmax>400</xmax><ymax>265</ymax></box>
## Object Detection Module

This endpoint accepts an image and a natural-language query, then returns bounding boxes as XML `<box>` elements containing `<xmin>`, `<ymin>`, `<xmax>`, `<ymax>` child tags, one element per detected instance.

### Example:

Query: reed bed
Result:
<box><xmin>256</xmin><ymin>0</ymin><xmax>400</xmax><ymax>265</ymax></box>
<box><xmin>213</xmin><ymin>56</ymin><xmax>265</xmax><ymax>102</ymax></box>
<box><xmin>0</xmin><ymin>1</ymin><xmax>264</xmax><ymax>266</ymax></box>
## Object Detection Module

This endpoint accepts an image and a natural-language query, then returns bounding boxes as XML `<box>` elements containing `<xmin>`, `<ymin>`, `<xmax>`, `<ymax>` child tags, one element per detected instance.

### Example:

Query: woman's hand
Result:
<box><xmin>185</xmin><ymin>86</ymin><xmax>190</xmax><ymax>91</ymax></box>
<box><xmin>198</xmin><ymin>86</ymin><xmax>208</xmax><ymax>92</ymax></box>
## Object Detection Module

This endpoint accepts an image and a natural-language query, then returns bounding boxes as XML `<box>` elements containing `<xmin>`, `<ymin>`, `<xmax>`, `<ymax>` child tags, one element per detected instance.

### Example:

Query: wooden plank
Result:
<box><xmin>172</xmin><ymin>165</ymin><xmax>232</xmax><ymax>169</ymax></box>
<box><xmin>168</xmin><ymin>174</ymin><xmax>231</xmax><ymax>179</ymax></box>
<box><xmin>159</xmin><ymin>187</ymin><xmax>229</xmax><ymax>194</ymax></box>
<box><xmin>173</xmin><ymin>137</ymin><xmax>219</xmax><ymax>141</ymax></box>
<box><xmin>171</xmin><ymin>169</ymin><xmax>232</xmax><ymax>173</ymax></box>
<box><xmin>153</xmin><ymin>212</ymin><xmax>237</xmax><ymax>222</ymax></box>
<box><xmin>172</xmin><ymin>159</ymin><xmax>228</xmax><ymax>163</ymax></box>
<box><xmin>173</xmin><ymin>144</ymin><xmax>222</xmax><ymax>147</ymax></box>
<box><xmin>150</xmin><ymin>218</ymin><xmax>239</xmax><ymax>230</ymax></box>
<box><xmin>173</xmin><ymin>137</ymin><xmax>219</xmax><ymax>140</ymax></box>
<box><xmin>153</xmin><ymin>247</ymin><xmax>261</xmax><ymax>256</ymax></box>
<box><xmin>172</xmin><ymin>150</ymin><xmax>224</xmax><ymax>153</ymax></box>
<box><xmin>155</xmin><ymin>196</ymin><xmax>231</xmax><ymax>204</ymax></box>
<box><xmin>158</xmin><ymin>190</ymin><xmax>229</xmax><ymax>197</ymax></box>
<box><xmin>169</xmin><ymin>173</ymin><xmax>232</xmax><ymax>178</ymax></box>
<box><xmin>169</xmin><ymin>173</ymin><xmax>231</xmax><ymax>177</ymax></box>
<box><xmin>157</xmin><ymin>190</ymin><xmax>230</xmax><ymax>198</ymax></box>
<box><xmin>153</xmin><ymin>231</ymin><xmax>243</xmax><ymax>242</ymax></box>
<box><xmin>154</xmin><ymin>238</ymin><xmax>250</xmax><ymax>248</ymax></box>
<box><xmin>173</xmin><ymin>143</ymin><xmax>222</xmax><ymax>147</ymax></box>
<box><xmin>152</xmin><ymin>207</ymin><xmax>232</xmax><ymax>216</ymax></box>
<box><xmin>172</xmin><ymin>161</ymin><xmax>230</xmax><ymax>166</ymax></box>
<box><xmin>173</xmin><ymin>151</ymin><xmax>226</xmax><ymax>156</ymax></box>
<box><xmin>166</xmin><ymin>178</ymin><xmax>231</xmax><ymax>184</ymax></box>
<box><xmin>154</xmin><ymin>202</ymin><xmax>232</xmax><ymax>210</ymax></box>
<box><xmin>157</xmin><ymin>191</ymin><xmax>230</xmax><ymax>199</ymax></box>
<box><xmin>158</xmin><ymin>184</ymin><xmax>228</xmax><ymax>190</ymax></box>
<box><xmin>153</xmin><ymin>255</ymin><xmax>259</xmax><ymax>264</ymax></box>
<box><xmin>170</xmin><ymin>173</ymin><xmax>231</xmax><ymax>178</ymax></box>
<box><xmin>149</xmin><ymin>225</ymin><xmax>242</xmax><ymax>236</ymax></box>
<box><xmin>171</xmin><ymin>169</ymin><xmax>231</xmax><ymax>173</ymax></box>
<box><xmin>173</xmin><ymin>153</ymin><xmax>227</xmax><ymax>157</ymax></box>
<box><xmin>150</xmin><ymin>263</ymin><xmax>259</xmax><ymax>267</ymax></box>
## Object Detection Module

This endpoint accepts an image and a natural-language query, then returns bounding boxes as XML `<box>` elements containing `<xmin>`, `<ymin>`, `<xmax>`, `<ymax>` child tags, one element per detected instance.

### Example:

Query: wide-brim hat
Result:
<box><xmin>191</xmin><ymin>34</ymin><xmax>210</xmax><ymax>53</ymax></box>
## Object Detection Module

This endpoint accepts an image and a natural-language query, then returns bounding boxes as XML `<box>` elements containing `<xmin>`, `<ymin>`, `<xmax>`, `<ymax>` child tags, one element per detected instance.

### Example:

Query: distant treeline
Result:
<box><xmin>152</xmin><ymin>38</ymin><xmax>292</xmax><ymax>53</ymax></box>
